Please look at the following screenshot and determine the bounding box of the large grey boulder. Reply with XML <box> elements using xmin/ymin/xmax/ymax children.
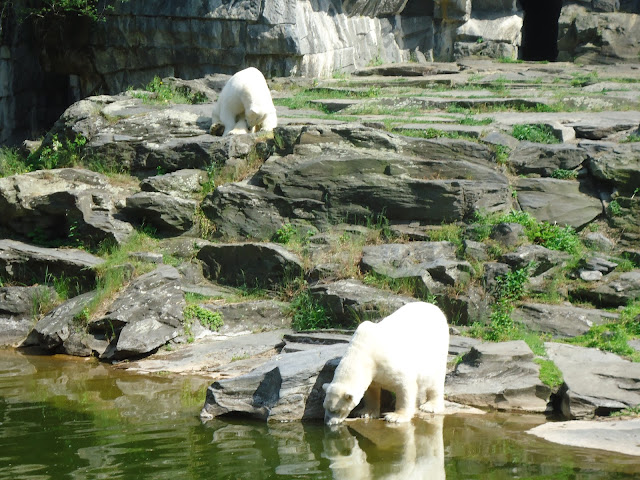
<box><xmin>445</xmin><ymin>340</ymin><xmax>551</xmax><ymax>413</ymax></box>
<box><xmin>140</xmin><ymin>169</ymin><xmax>208</xmax><ymax>196</ymax></box>
<box><xmin>0</xmin><ymin>240</ymin><xmax>104</xmax><ymax>292</ymax></box>
<box><xmin>528</xmin><ymin>418</ymin><xmax>640</xmax><ymax>457</ymax></box>
<box><xmin>571</xmin><ymin>270</ymin><xmax>640</xmax><ymax>308</ymax></box>
<box><xmin>47</xmin><ymin>95</ymin><xmax>259</xmax><ymax>174</ymax></box>
<box><xmin>201</xmin><ymin>182</ymin><xmax>328</xmax><ymax>240</ymax></box>
<box><xmin>124</xmin><ymin>192</ymin><xmax>197</xmax><ymax>234</ymax></box>
<box><xmin>123</xmin><ymin>329</ymin><xmax>290</xmax><ymax>377</ymax></box>
<box><xmin>203</xmin><ymin>125</ymin><xmax>512</xmax><ymax>240</ymax></box>
<box><xmin>92</xmin><ymin>265</ymin><xmax>186</xmax><ymax>360</ymax></box>
<box><xmin>559</xmin><ymin>5</ymin><xmax>640</xmax><ymax>64</ymax></box>
<box><xmin>0</xmin><ymin>286</ymin><xmax>57</xmax><ymax>346</ymax></box>
<box><xmin>20</xmin><ymin>292</ymin><xmax>99</xmax><ymax>353</ymax></box>
<box><xmin>359</xmin><ymin>241</ymin><xmax>473</xmax><ymax>295</ymax></box>
<box><xmin>201</xmin><ymin>299</ymin><xmax>290</xmax><ymax>335</ymax></box>
<box><xmin>200</xmin><ymin>343</ymin><xmax>348</xmax><ymax>422</ymax></box>
<box><xmin>514</xmin><ymin>177</ymin><xmax>603</xmax><ymax>229</ymax></box>
<box><xmin>0</xmin><ymin>169</ymin><xmax>134</xmax><ymax>247</ymax></box>
<box><xmin>545</xmin><ymin>342</ymin><xmax>640</xmax><ymax>419</ymax></box>
<box><xmin>509</xmin><ymin>142</ymin><xmax>589</xmax><ymax>177</ymax></box>
<box><xmin>309</xmin><ymin>279</ymin><xmax>415</xmax><ymax>326</ymax></box>
<box><xmin>454</xmin><ymin>14</ymin><xmax>522</xmax><ymax>60</ymax></box>
<box><xmin>500</xmin><ymin>245</ymin><xmax>571</xmax><ymax>276</ymax></box>
<box><xmin>512</xmin><ymin>303</ymin><xmax>618</xmax><ymax>338</ymax></box>
<box><xmin>197</xmin><ymin>242</ymin><xmax>304</xmax><ymax>288</ymax></box>
<box><xmin>583</xmin><ymin>140</ymin><xmax>640</xmax><ymax>196</ymax></box>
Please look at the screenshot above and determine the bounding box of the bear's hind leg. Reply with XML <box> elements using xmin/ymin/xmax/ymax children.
<box><xmin>384</xmin><ymin>381</ymin><xmax>417</xmax><ymax>423</ymax></box>
<box><xmin>219</xmin><ymin>109</ymin><xmax>239</xmax><ymax>137</ymax></box>
<box><xmin>418</xmin><ymin>385</ymin><xmax>445</xmax><ymax>414</ymax></box>
<box><xmin>358</xmin><ymin>385</ymin><xmax>381</xmax><ymax>419</ymax></box>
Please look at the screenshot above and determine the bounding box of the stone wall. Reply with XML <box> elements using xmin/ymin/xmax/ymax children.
<box><xmin>1</xmin><ymin>0</ymin><xmax>639</xmax><ymax>145</ymax></box>
<box><xmin>0</xmin><ymin>5</ymin><xmax>75</xmax><ymax>145</ymax></box>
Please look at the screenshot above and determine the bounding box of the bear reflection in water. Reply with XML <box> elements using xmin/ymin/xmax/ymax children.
<box><xmin>323</xmin><ymin>416</ymin><xmax>445</xmax><ymax>480</ymax></box>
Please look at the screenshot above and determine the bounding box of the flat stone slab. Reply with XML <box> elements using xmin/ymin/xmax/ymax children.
<box><xmin>393</xmin><ymin>123</ymin><xmax>488</xmax><ymax>138</ymax></box>
<box><xmin>528</xmin><ymin>418</ymin><xmax>640</xmax><ymax>457</ymax></box>
<box><xmin>122</xmin><ymin>329</ymin><xmax>291</xmax><ymax>377</ymax></box>
<box><xmin>446</xmin><ymin>340</ymin><xmax>551</xmax><ymax>413</ymax></box>
<box><xmin>512</xmin><ymin>303</ymin><xmax>618</xmax><ymax>338</ymax></box>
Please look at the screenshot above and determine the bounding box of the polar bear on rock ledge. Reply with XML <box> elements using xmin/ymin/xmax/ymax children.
<box><xmin>323</xmin><ymin>302</ymin><xmax>450</xmax><ymax>425</ymax></box>
<box><xmin>210</xmin><ymin>67</ymin><xmax>278</xmax><ymax>137</ymax></box>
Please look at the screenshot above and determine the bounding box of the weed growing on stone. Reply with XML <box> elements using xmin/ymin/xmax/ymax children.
<box><xmin>194</xmin><ymin>206</ymin><xmax>216</xmax><ymax>240</ymax></box>
<box><xmin>71</xmin><ymin>307</ymin><xmax>91</xmax><ymax>331</ymax></box>
<box><xmin>184</xmin><ymin>304</ymin><xmax>223</xmax><ymax>331</ymax></box>
<box><xmin>511</xmin><ymin>124</ymin><xmax>560</xmax><ymax>144</ymax></box>
<box><xmin>273</xmin><ymin>86</ymin><xmax>379</xmax><ymax>114</ymax></box>
<box><xmin>471</xmin><ymin>210</ymin><xmax>582</xmax><ymax>255</ymax></box>
<box><xmin>621</xmin><ymin>134</ymin><xmax>640</xmax><ymax>143</ymax></box>
<box><xmin>570</xmin><ymin>71</ymin><xmax>598</xmax><ymax>87</ymax></box>
<box><xmin>206</xmin><ymin>140</ymin><xmax>270</xmax><ymax>188</ymax></box>
<box><xmin>611</xmin><ymin>405</ymin><xmax>640</xmax><ymax>417</ymax></box>
<box><xmin>490</xmin><ymin>145</ymin><xmax>511</xmax><ymax>165</ymax></box>
<box><xmin>565</xmin><ymin>322</ymin><xmax>640</xmax><ymax>362</ymax></box>
<box><xmin>130</xmin><ymin>76</ymin><xmax>207</xmax><ymax>105</ymax></box>
<box><xmin>288</xmin><ymin>286</ymin><xmax>334</xmax><ymax>331</ymax></box>
<box><xmin>0</xmin><ymin>147</ymin><xmax>30</xmax><ymax>177</ymax></box>
<box><xmin>43</xmin><ymin>270</ymin><xmax>80</xmax><ymax>302</ymax></box>
<box><xmin>273</xmin><ymin>223</ymin><xmax>299</xmax><ymax>244</ymax></box>
<box><xmin>497</xmin><ymin>57</ymin><xmax>523</xmax><ymax>64</ymax></box>
<box><xmin>551</xmin><ymin>169</ymin><xmax>578</xmax><ymax>180</ymax></box>
<box><xmin>425</xmin><ymin>224</ymin><xmax>464</xmax><ymax>248</ymax></box>
<box><xmin>30</xmin><ymin>286</ymin><xmax>58</xmax><ymax>320</ymax></box>
<box><xmin>471</xmin><ymin>262</ymin><xmax>534</xmax><ymax>342</ymax></box>
<box><xmin>458</xmin><ymin>116</ymin><xmax>493</xmax><ymax>126</ymax></box>
<box><xmin>607</xmin><ymin>199</ymin><xmax>623</xmax><ymax>217</ymax></box>
<box><xmin>398</xmin><ymin>128</ymin><xmax>477</xmax><ymax>142</ymax></box>
<box><xmin>362</xmin><ymin>271</ymin><xmax>434</xmax><ymax>301</ymax></box>
<box><xmin>28</xmin><ymin>134</ymin><xmax>87</xmax><ymax>170</ymax></box>
<box><xmin>534</xmin><ymin>358</ymin><xmax>564</xmax><ymax>388</ymax></box>
<box><xmin>23</xmin><ymin>0</ymin><xmax>128</xmax><ymax>22</ymax></box>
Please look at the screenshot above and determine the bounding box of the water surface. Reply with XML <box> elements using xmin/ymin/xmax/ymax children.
<box><xmin>1</xmin><ymin>349</ymin><xmax>638</xmax><ymax>479</ymax></box>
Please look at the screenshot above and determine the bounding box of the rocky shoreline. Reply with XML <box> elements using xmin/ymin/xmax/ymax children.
<box><xmin>1</xmin><ymin>60</ymin><xmax>639</xmax><ymax>454</ymax></box>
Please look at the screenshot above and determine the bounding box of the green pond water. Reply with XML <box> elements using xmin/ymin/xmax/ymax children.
<box><xmin>1</xmin><ymin>349</ymin><xmax>638</xmax><ymax>480</ymax></box>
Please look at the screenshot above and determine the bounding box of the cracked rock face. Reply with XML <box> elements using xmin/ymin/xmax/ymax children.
<box><xmin>445</xmin><ymin>341</ymin><xmax>552</xmax><ymax>413</ymax></box>
<box><xmin>0</xmin><ymin>168</ymin><xmax>134</xmax><ymax>247</ymax></box>
<box><xmin>545</xmin><ymin>342</ymin><xmax>640</xmax><ymax>419</ymax></box>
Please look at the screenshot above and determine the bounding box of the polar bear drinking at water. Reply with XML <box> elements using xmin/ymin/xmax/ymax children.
<box><xmin>323</xmin><ymin>302</ymin><xmax>450</xmax><ymax>424</ymax></box>
<box><xmin>210</xmin><ymin>67</ymin><xmax>278</xmax><ymax>136</ymax></box>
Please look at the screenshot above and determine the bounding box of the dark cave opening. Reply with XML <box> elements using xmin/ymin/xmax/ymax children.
<box><xmin>519</xmin><ymin>0</ymin><xmax>563</xmax><ymax>61</ymax></box>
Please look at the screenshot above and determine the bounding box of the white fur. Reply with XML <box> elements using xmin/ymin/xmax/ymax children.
<box><xmin>210</xmin><ymin>67</ymin><xmax>278</xmax><ymax>137</ymax></box>
<box><xmin>323</xmin><ymin>302</ymin><xmax>450</xmax><ymax>424</ymax></box>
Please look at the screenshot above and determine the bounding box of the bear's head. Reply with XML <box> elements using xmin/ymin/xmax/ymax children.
<box><xmin>322</xmin><ymin>383</ymin><xmax>358</xmax><ymax>426</ymax></box>
<box><xmin>246</xmin><ymin>108</ymin><xmax>277</xmax><ymax>133</ymax></box>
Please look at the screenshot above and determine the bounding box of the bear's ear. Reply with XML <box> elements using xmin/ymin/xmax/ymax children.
<box><xmin>322</xmin><ymin>383</ymin><xmax>329</xmax><ymax>392</ymax></box>
<box><xmin>344</xmin><ymin>392</ymin><xmax>353</xmax><ymax>402</ymax></box>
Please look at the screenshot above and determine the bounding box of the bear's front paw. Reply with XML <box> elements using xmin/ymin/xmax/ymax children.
<box><xmin>210</xmin><ymin>123</ymin><xmax>225</xmax><ymax>136</ymax></box>
<box><xmin>383</xmin><ymin>412</ymin><xmax>411</xmax><ymax>423</ymax></box>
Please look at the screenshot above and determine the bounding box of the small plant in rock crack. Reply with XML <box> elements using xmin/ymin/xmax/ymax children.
<box><xmin>607</xmin><ymin>199</ymin><xmax>623</xmax><ymax>217</ymax></box>
<box><xmin>511</xmin><ymin>124</ymin><xmax>559</xmax><ymax>144</ymax></box>
<box><xmin>551</xmin><ymin>169</ymin><xmax>578</xmax><ymax>180</ymax></box>
<box><xmin>184</xmin><ymin>304</ymin><xmax>223</xmax><ymax>331</ymax></box>
<box><xmin>471</xmin><ymin>262</ymin><xmax>536</xmax><ymax>342</ymax></box>
<box><xmin>72</xmin><ymin>307</ymin><xmax>91</xmax><ymax>331</ymax></box>
<box><xmin>288</xmin><ymin>287</ymin><xmax>334</xmax><ymax>331</ymax></box>
<box><xmin>28</xmin><ymin>134</ymin><xmax>87</xmax><ymax>171</ymax></box>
